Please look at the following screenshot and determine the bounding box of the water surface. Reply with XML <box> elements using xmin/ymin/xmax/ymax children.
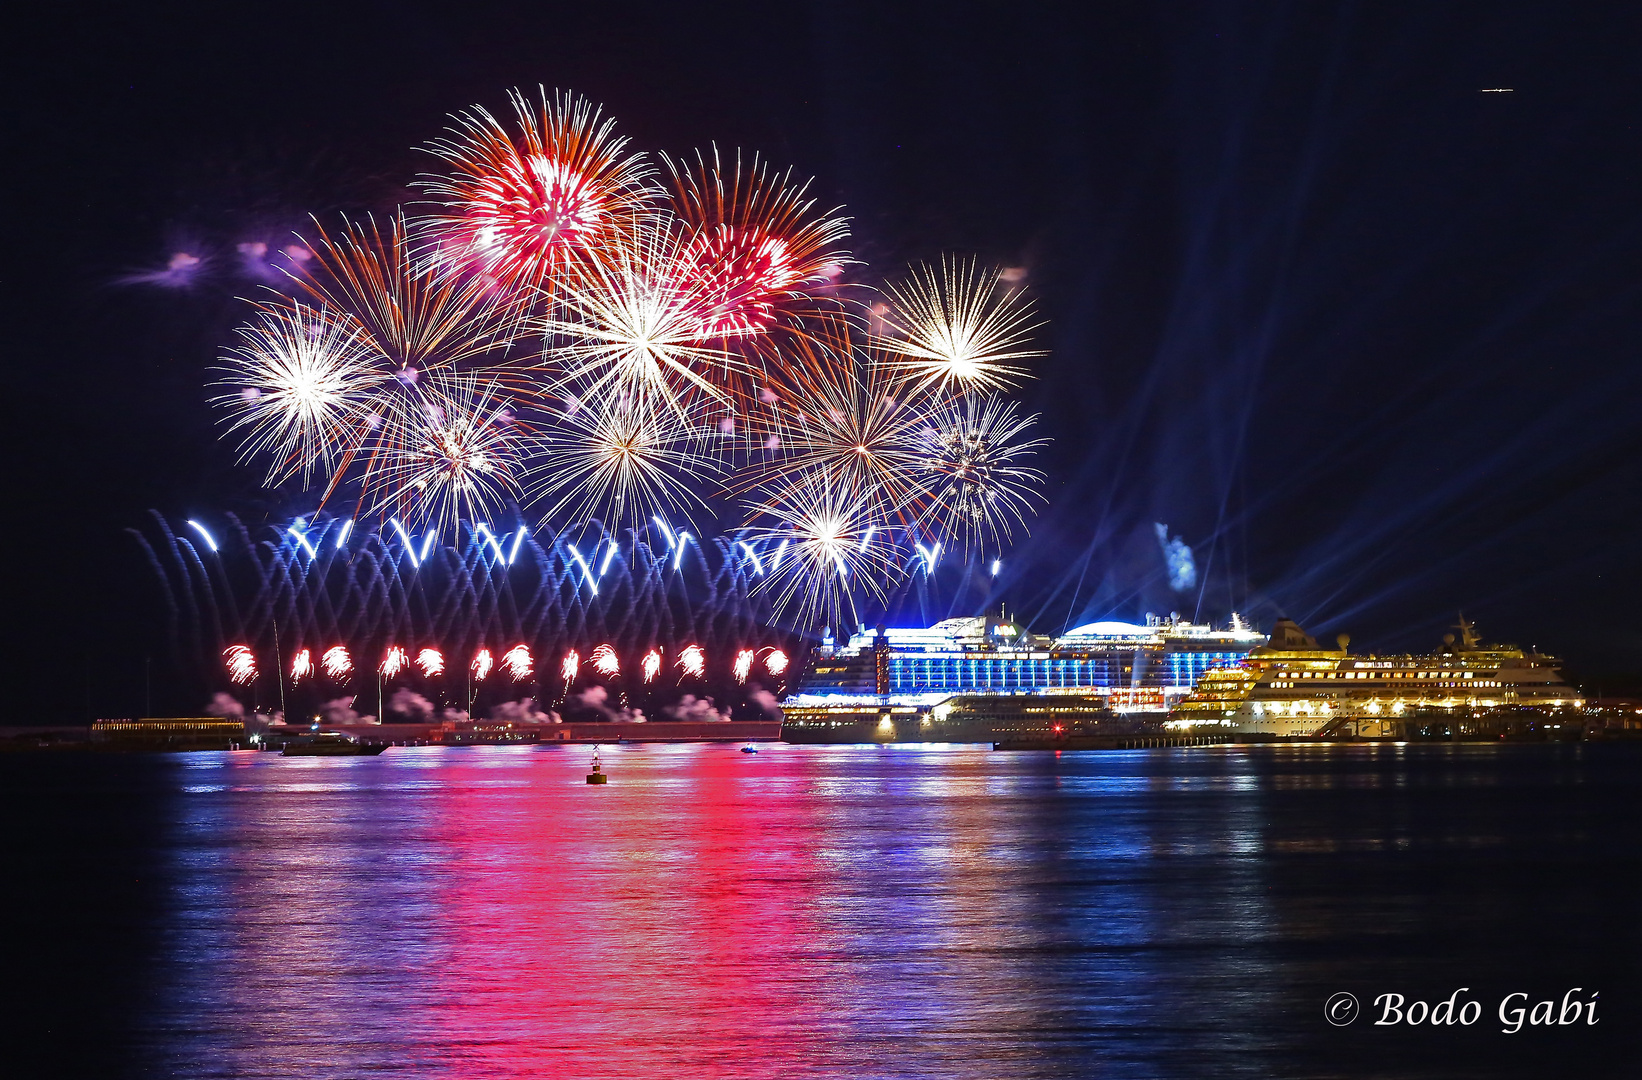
<box><xmin>5</xmin><ymin>742</ymin><xmax>1637</xmax><ymax>1077</ymax></box>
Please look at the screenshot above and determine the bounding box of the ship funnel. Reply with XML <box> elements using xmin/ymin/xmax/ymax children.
<box><xmin>1336</xmin><ymin>633</ymin><xmax>1351</xmax><ymax>653</ymax></box>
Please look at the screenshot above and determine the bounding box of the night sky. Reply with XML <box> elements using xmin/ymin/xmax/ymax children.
<box><xmin>6</xmin><ymin>2</ymin><xmax>1641</xmax><ymax>720</ymax></box>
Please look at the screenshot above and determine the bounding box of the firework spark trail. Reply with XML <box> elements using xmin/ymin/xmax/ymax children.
<box><xmin>559</xmin><ymin>648</ymin><xmax>580</xmax><ymax>685</ymax></box>
<box><xmin>677</xmin><ymin>644</ymin><xmax>705</xmax><ymax>679</ymax></box>
<box><xmin>641</xmin><ymin>648</ymin><xmax>662</xmax><ymax>683</ymax></box>
<box><xmin>763</xmin><ymin>648</ymin><xmax>789</xmax><ymax>675</ymax></box>
<box><xmin>224</xmin><ymin>644</ymin><xmax>257</xmax><ymax>684</ymax></box>
<box><xmin>295</xmin><ymin>213</ymin><xmax>513</xmax><ymax>379</ymax></box>
<box><xmin>416</xmin><ymin>87</ymin><xmax>655</xmax><ymax>297</ymax></box>
<box><xmin>745</xmin><ymin>358</ymin><xmax>935</xmax><ymax>527</ymax></box>
<box><xmin>733</xmin><ymin>648</ymin><xmax>754</xmax><ymax>683</ymax></box>
<box><xmin>321</xmin><ymin>645</ymin><xmax>353</xmax><ymax>679</ymax></box>
<box><xmin>381</xmin><ymin>645</ymin><xmax>410</xmax><ymax>677</ymax></box>
<box><xmin>875</xmin><ymin>257</ymin><xmax>1044</xmax><ymax>394</ymax></box>
<box><xmin>502</xmin><ymin>644</ymin><xmax>534</xmax><ymax>680</ymax></box>
<box><xmin>472</xmin><ymin>647</ymin><xmax>494</xmax><ymax>680</ymax></box>
<box><xmin>290</xmin><ymin>648</ymin><xmax>314</xmax><ymax>683</ymax></box>
<box><xmin>416</xmin><ymin>647</ymin><xmax>446</xmax><ymax>677</ymax></box>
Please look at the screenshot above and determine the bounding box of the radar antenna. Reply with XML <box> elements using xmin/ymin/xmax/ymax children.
<box><xmin>1453</xmin><ymin>613</ymin><xmax>1481</xmax><ymax>650</ymax></box>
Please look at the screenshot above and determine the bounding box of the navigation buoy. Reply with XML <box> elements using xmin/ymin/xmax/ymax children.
<box><xmin>587</xmin><ymin>746</ymin><xmax>608</xmax><ymax>784</ymax></box>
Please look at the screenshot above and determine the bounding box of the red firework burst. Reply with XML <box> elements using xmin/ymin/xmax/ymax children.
<box><xmin>418</xmin><ymin>88</ymin><xmax>655</xmax><ymax>295</ymax></box>
<box><xmin>666</xmin><ymin>148</ymin><xmax>849</xmax><ymax>338</ymax></box>
<box><xmin>664</xmin><ymin>148</ymin><xmax>853</xmax><ymax>416</ymax></box>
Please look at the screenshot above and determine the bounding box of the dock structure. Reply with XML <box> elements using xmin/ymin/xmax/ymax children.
<box><xmin>993</xmin><ymin>733</ymin><xmax>1236</xmax><ymax>751</ymax></box>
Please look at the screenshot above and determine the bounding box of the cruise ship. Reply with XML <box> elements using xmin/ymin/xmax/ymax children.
<box><xmin>1168</xmin><ymin>617</ymin><xmax>1583</xmax><ymax>738</ymax></box>
<box><xmin>781</xmin><ymin>612</ymin><xmax>1266</xmax><ymax>742</ymax></box>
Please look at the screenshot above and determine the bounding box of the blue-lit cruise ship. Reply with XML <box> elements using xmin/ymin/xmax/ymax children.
<box><xmin>781</xmin><ymin>613</ymin><xmax>1267</xmax><ymax>743</ymax></box>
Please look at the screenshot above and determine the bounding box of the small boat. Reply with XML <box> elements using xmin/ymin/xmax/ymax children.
<box><xmin>740</xmin><ymin>745</ymin><xmax>759</xmax><ymax>754</ymax></box>
<box><xmin>282</xmin><ymin>731</ymin><xmax>388</xmax><ymax>757</ymax></box>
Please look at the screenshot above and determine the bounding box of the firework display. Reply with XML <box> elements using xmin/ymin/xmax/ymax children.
<box><xmin>147</xmin><ymin>512</ymin><xmax>809</xmax><ymax>718</ymax></box>
<box><xmin>206</xmin><ymin>87</ymin><xmax>1049</xmax><ymax>633</ymax></box>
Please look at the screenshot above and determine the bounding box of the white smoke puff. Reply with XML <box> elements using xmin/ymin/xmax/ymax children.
<box><xmin>573</xmin><ymin>686</ymin><xmax>646</xmax><ymax>722</ymax></box>
<box><xmin>236</xmin><ymin>240</ymin><xmax>281</xmax><ymax>282</ymax></box>
<box><xmin>204</xmin><ymin>692</ymin><xmax>245</xmax><ymax>719</ymax></box>
<box><xmin>438</xmin><ymin>707</ymin><xmax>470</xmax><ymax>724</ymax></box>
<box><xmin>664</xmin><ymin>694</ymin><xmax>732</xmax><ymax>722</ymax></box>
<box><xmin>118</xmin><ymin>251</ymin><xmax>206</xmax><ymax>288</ymax></box>
<box><xmin>319</xmin><ymin>696</ymin><xmax>362</xmax><ymax>726</ymax></box>
<box><xmin>1153</xmin><ymin>523</ymin><xmax>1197</xmax><ymax>592</ymax></box>
<box><xmin>487</xmin><ymin>698</ymin><xmax>561</xmax><ymax>724</ymax></box>
<box><xmin>387</xmin><ymin>688</ymin><xmax>436</xmax><ymax>723</ymax></box>
<box><xmin>749</xmin><ymin>690</ymin><xmax>783</xmax><ymax>720</ymax></box>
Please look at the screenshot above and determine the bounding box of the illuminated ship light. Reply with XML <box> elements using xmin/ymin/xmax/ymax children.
<box><xmin>1168</xmin><ymin>618</ymin><xmax>1583</xmax><ymax>737</ymax></box>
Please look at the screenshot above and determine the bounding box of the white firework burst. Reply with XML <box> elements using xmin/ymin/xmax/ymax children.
<box><xmin>906</xmin><ymin>392</ymin><xmax>1048</xmax><ymax>551</ymax></box>
<box><xmin>213</xmin><ymin>302</ymin><xmax>383</xmax><ymax>486</ymax></box>
<box><xmin>537</xmin><ymin>220</ymin><xmax>740</xmax><ymax>413</ymax></box>
<box><xmin>370</xmin><ymin>374</ymin><xmax>526</xmax><ymax>536</ymax></box>
<box><xmin>525</xmin><ymin>387</ymin><xmax>720</xmax><ymax>531</ymax></box>
<box><xmin>744</xmin><ymin>473</ymin><xmax>902</xmax><ymax>631</ymax></box>
<box><xmin>875</xmin><ymin>257</ymin><xmax>1043</xmax><ymax>393</ymax></box>
<box><xmin>749</xmin><ymin>360</ymin><xmax>934</xmax><ymax>525</ymax></box>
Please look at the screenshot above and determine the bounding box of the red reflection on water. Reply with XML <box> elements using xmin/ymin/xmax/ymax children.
<box><xmin>423</xmin><ymin>745</ymin><xmax>838</xmax><ymax>1077</ymax></box>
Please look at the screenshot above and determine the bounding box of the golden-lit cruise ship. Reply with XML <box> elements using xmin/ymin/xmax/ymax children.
<box><xmin>1169</xmin><ymin>617</ymin><xmax>1582</xmax><ymax>738</ymax></box>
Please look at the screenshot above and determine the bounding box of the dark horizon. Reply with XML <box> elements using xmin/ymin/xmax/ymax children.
<box><xmin>7</xmin><ymin>2</ymin><xmax>1642</xmax><ymax>720</ymax></box>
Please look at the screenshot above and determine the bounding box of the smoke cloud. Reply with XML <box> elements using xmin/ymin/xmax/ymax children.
<box><xmin>573</xmin><ymin>685</ymin><xmax>646</xmax><ymax>722</ymax></box>
<box><xmin>664</xmin><ymin>694</ymin><xmax>731</xmax><ymax>722</ymax></box>
<box><xmin>487</xmin><ymin>698</ymin><xmax>561</xmax><ymax>725</ymax></box>
<box><xmin>319</xmin><ymin>696</ymin><xmax>376</xmax><ymax>726</ymax></box>
<box><xmin>387</xmin><ymin>688</ymin><xmax>436</xmax><ymax>723</ymax></box>
<box><xmin>749</xmin><ymin>689</ymin><xmax>783</xmax><ymax>720</ymax></box>
<box><xmin>1153</xmin><ymin>523</ymin><xmax>1197</xmax><ymax>592</ymax></box>
<box><xmin>204</xmin><ymin>692</ymin><xmax>245</xmax><ymax>719</ymax></box>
